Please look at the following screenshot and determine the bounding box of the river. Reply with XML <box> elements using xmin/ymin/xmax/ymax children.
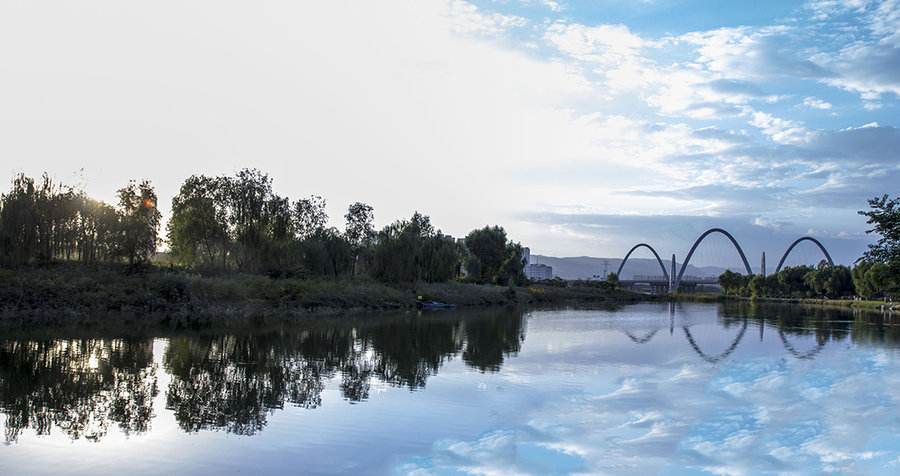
<box><xmin>1</xmin><ymin>302</ymin><xmax>899</xmax><ymax>475</ymax></box>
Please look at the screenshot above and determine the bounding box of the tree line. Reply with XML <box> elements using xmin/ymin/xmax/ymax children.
<box><xmin>0</xmin><ymin>170</ymin><xmax>525</xmax><ymax>285</ymax></box>
<box><xmin>0</xmin><ymin>173</ymin><xmax>160</xmax><ymax>267</ymax></box>
<box><xmin>716</xmin><ymin>193</ymin><xmax>900</xmax><ymax>300</ymax></box>
<box><xmin>717</xmin><ymin>264</ymin><xmax>854</xmax><ymax>299</ymax></box>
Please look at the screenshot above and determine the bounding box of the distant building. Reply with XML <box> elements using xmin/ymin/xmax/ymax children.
<box><xmin>525</xmin><ymin>263</ymin><xmax>553</xmax><ymax>281</ymax></box>
<box><xmin>522</xmin><ymin>247</ymin><xmax>553</xmax><ymax>281</ymax></box>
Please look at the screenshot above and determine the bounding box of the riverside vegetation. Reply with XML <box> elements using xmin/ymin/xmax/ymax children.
<box><xmin>0</xmin><ymin>170</ymin><xmax>634</xmax><ymax>324</ymax></box>
<box><xmin>711</xmin><ymin>194</ymin><xmax>900</xmax><ymax>304</ymax></box>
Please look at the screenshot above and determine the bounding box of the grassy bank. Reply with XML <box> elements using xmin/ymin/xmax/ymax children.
<box><xmin>674</xmin><ymin>292</ymin><xmax>898</xmax><ymax>313</ymax></box>
<box><xmin>0</xmin><ymin>264</ymin><xmax>652</xmax><ymax>325</ymax></box>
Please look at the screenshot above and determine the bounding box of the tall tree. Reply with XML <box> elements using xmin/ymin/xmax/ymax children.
<box><xmin>116</xmin><ymin>180</ymin><xmax>161</xmax><ymax>265</ymax></box>
<box><xmin>345</xmin><ymin>202</ymin><xmax>375</xmax><ymax>275</ymax></box>
<box><xmin>463</xmin><ymin>226</ymin><xmax>525</xmax><ymax>285</ymax></box>
<box><xmin>293</xmin><ymin>195</ymin><xmax>328</xmax><ymax>240</ymax></box>
<box><xmin>860</xmin><ymin>194</ymin><xmax>900</xmax><ymax>270</ymax></box>
<box><xmin>168</xmin><ymin>175</ymin><xmax>230</xmax><ymax>269</ymax></box>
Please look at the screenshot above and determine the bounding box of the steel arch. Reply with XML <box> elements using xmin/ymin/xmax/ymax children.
<box><xmin>774</xmin><ymin>236</ymin><xmax>834</xmax><ymax>273</ymax></box>
<box><xmin>616</xmin><ymin>243</ymin><xmax>669</xmax><ymax>282</ymax></box>
<box><xmin>676</xmin><ymin>228</ymin><xmax>753</xmax><ymax>288</ymax></box>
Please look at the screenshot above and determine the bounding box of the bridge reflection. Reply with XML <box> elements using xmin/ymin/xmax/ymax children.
<box><xmin>618</xmin><ymin>302</ymin><xmax>851</xmax><ymax>363</ymax></box>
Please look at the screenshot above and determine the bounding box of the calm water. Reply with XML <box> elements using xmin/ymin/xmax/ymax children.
<box><xmin>2</xmin><ymin>303</ymin><xmax>900</xmax><ymax>475</ymax></box>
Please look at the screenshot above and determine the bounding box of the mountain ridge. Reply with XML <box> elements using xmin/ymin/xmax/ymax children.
<box><xmin>531</xmin><ymin>255</ymin><xmax>729</xmax><ymax>280</ymax></box>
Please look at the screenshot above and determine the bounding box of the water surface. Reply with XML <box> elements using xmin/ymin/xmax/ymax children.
<box><xmin>2</xmin><ymin>303</ymin><xmax>899</xmax><ymax>475</ymax></box>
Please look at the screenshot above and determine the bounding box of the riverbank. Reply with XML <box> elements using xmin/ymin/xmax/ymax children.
<box><xmin>675</xmin><ymin>292</ymin><xmax>898</xmax><ymax>313</ymax></box>
<box><xmin>0</xmin><ymin>265</ymin><xmax>654</xmax><ymax>326</ymax></box>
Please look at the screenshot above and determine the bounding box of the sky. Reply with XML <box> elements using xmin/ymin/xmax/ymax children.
<box><xmin>1</xmin><ymin>0</ymin><xmax>898</xmax><ymax>267</ymax></box>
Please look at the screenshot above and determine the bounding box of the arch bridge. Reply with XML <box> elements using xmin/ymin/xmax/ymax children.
<box><xmin>616</xmin><ymin>229</ymin><xmax>835</xmax><ymax>293</ymax></box>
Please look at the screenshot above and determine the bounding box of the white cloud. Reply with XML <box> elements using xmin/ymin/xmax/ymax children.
<box><xmin>446</xmin><ymin>0</ymin><xmax>528</xmax><ymax>36</ymax></box>
<box><xmin>749</xmin><ymin>111</ymin><xmax>814</xmax><ymax>144</ymax></box>
<box><xmin>544</xmin><ymin>22</ymin><xmax>646</xmax><ymax>66</ymax></box>
<box><xmin>803</xmin><ymin>96</ymin><xmax>833</xmax><ymax>109</ymax></box>
<box><xmin>539</xmin><ymin>0</ymin><xmax>563</xmax><ymax>12</ymax></box>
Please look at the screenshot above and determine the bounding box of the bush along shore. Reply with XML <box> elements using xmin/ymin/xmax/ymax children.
<box><xmin>0</xmin><ymin>264</ymin><xmax>654</xmax><ymax>326</ymax></box>
<box><xmin>675</xmin><ymin>292</ymin><xmax>900</xmax><ymax>315</ymax></box>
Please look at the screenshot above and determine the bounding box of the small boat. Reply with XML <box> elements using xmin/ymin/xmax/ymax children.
<box><xmin>416</xmin><ymin>300</ymin><xmax>456</xmax><ymax>310</ymax></box>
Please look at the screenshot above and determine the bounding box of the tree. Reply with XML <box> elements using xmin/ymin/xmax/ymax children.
<box><xmin>168</xmin><ymin>175</ymin><xmax>230</xmax><ymax>269</ymax></box>
<box><xmin>293</xmin><ymin>195</ymin><xmax>328</xmax><ymax>240</ymax></box>
<box><xmin>345</xmin><ymin>202</ymin><xmax>375</xmax><ymax>275</ymax></box>
<box><xmin>852</xmin><ymin>260</ymin><xmax>894</xmax><ymax>299</ymax></box>
<box><xmin>860</xmin><ymin>194</ymin><xmax>900</xmax><ymax>271</ymax></box>
<box><xmin>497</xmin><ymin>242</ymin><xmax>526</xmax><ymax>286</ymax></box>
<box><xmin>606</xmin><ymin>272</ymin><xmax>619</xmax><ymax>287</ymax></box>
<box><xmin>224</xmin><ymin>169</ymin><xmax>273</xmax><ymax>271</ymax></box>
<box><xmin>776</xmin><ymin>265</ymin><xmax>814</xmax><ymax>297</ymax></box>
<box><xmin>803</xmin><ymin>263</ymin><xmax>854</xmax><ymax>298</ymax></box>
<box><xmin>372</xmin><ymin>212</ymin><xmax>460</xmax><ymax>283</ymax></box>
<box><xmin>718</xmin><ymin>270</ymin><xmax>750</xmax><ymax>296</ymax></box>
<box><xmin>344</xmin><ymin>202</ymin><xmax>375</xmax><ymax>247</ymax></box>
<box><xmin>116</xmin><ymin>180</ymin><xmax>161</xmax><ymax>265</ymax></box>
<box><xmin>464</xmin><ymin>226</ymin><xmax>509</xmax><ymax>284</ymax></box>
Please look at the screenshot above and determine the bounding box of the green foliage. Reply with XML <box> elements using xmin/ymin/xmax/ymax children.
<box><xmin>167</xmin><ymin>169</ymin><xmax>352</xmax><ymax>277</ymax></box>
<box><xmin>464</xmin><ymin>226</ymin><xmax>525</xmax><ymax>285</ymax></box>
<box><xmin>718</xmin><ymin>263</ymin><xmax>854</xmax><ymax>299</ymax></box>
<box><xmin>852</xmin><ymin>260</ymin><xmax>895</xmax><ymax>299</ymax></box>
<box><xmin>2</xmin><ymin>169</ymin><xmax>528</xmax><ymax>290</ymax></box>
<box><xmin>116</xmin><ymin>180</ymin><xmax>161</xmax><ymax>265</ymax></box>
<box><xmin>371</xmin><ymin>212</ymin><xmax>460</xmax><ymax>283</ymax></box>
<box><xmin>606</xmin><ymin>272</ymin><xmax>619</xmax><ymax>287</ymax></box>
<box><xmin>345</xmin><ymin>202</ymin><xmax>375</xmax><ymax>275</ymax></box>
<box><xmin>293</xmin><ymin>195</ymin><xmax>328</xmax><ymax>240</ymax></box>
<box><xmin>344</xmin><ymin>202</ymin><xmax>375</xmax><ymax>248</ymax></box>
<box><xmin>464</xmin><ymin>226</ymin><xmax>507</xmax><ymax>282</ymax></box>
<box><xmin>859</xmin><ymin>194</ymin><xmax>900</xmax><ymax>272</ymax></box>
<box><xmin>718</xmin><ymin>269</ymin><xmax>751</xmax><ymax>296</ymax></box>
<box><xmin>0</xmin><ymin>173</ymin><xmax>158</xmax><ymax>267</ymax></box>
<box><xmin>167</xmin><ymin>175</ymin><xmax>230</xmax><ymax>269</ymax></box>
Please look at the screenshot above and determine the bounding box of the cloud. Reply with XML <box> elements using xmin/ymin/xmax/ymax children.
<box><xmin>749</xmin><ymin>111</ymin><xmax>814</xmax><ymax>144</ymax></box>
<box><xmin>808</xmin><ymin>0</ymin><xmax>900</xmax><ymax>100</ymax></box>
<box><xmin>447</xmin><ymin>0</ymin><xmax>528</xmax><ymax>36</ymax></box>
<box><xmin>1</xmin><ymin>0</ymin><xmax>897</xmax><ymax>260</ymax></box>
<box><xmin>675</xmin><ymin>26</ymin><xmax>832</xmax><ymax>80</ymax></box>
<box><xmin>803</xmin><ymin>96</ymin><xmax>834</xmax><ymax>109</ymax></box>
<box><xmin>544</xmin><ymin>22</ymin><xmax>646</xmax><ymax>65</ymax></box>
<box><xmin>394</xmin><ymin>312</ymin><xmax>900</xmax><ymax>475</ymax></box>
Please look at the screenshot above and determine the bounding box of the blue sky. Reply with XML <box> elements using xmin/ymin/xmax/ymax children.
<box><xmin>1</xmin><ymin>0</ymin><xmax>898</xmax><ymax>266</ymax></box>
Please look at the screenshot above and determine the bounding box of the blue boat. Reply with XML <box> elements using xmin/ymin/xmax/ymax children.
<box><xmin>416</xmin><ymin>300</ymin><xmax>456</xmax><ymax>310</ymax></box>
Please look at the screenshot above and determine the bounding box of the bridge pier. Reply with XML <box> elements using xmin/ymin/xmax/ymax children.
<box><xmin>670</xmin><ymin>254</ymin><xmax>676</xmax><ymax>294</ymax></box>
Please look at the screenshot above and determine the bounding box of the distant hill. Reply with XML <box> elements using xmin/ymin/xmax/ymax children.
<box><xmin>530</xmin><ymin>255</ymin><xmax>728</xmax><ymax>280</ymax></box>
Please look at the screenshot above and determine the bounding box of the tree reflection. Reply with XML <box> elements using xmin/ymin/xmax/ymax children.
<box><xmin>162</xmin><ymin>309</ymin><xmax>526</xmax><ymax>435</ymax></box>
<box><xmin>462</xmin><ymin>309</ymin><xmax>525</xmax><ymax>372</ymax></box>
<box><xmin>0</xmin><ymin>338</ymin><xmax>157</xmax><ymax>443</ymax></box>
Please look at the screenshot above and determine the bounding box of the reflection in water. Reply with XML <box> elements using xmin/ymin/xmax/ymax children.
<box><xmin>160</xmin><ymin>309</ymin><xmax>525</xmax><ymax>435</ymax></box>
<box><xmin>0</xmin><ymin>309</ymin><xmax>527</xmax><ymax>441</ymax></box>
<box><xmin>623</xmin><ymin>329</ymin><xmax>659</xmax><ymax>344</ymax></box>
<box><xmin>618</xmin><ymin>302</ymin><xmax>873</xmax><ymax>364</ymax></box>
<box><xmin>0</xmin><ymin>339</ymin><xmax>157</xmax><ymax>443</ymax></box>
<box><xmin>0</xmin><ymin>303</ymin><xmax>897</xmax><ymax>447</ymax></box>
<box><xmin>682</xmin><ymin>319</ymin><xmax>749</xmax><ymax>363</ymax></box>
